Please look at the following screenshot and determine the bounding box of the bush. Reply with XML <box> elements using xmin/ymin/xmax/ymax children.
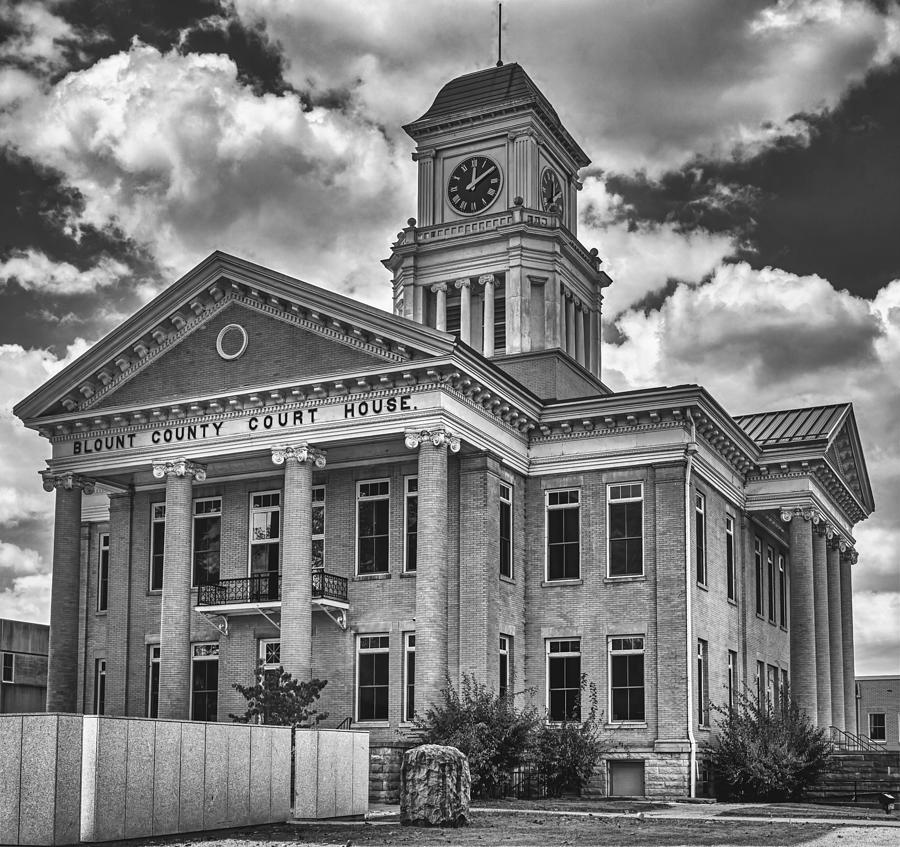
<box><xmin>230</xmin><ymin>660</ymin><xmax>328</xmax><ymax>727</ymax></box>
<box><xmin>415</xmin><ymin>674</ymin><xmax>539</xmax><ymax>797</ymax></box>
<box><xmin>531</xmin><ymin>676</ymin><xmax>612</xmax><ymax>795</ymax></box>
<box><xmin>705</xmin><ymin>686</ymin><xmax>833</xmax><ymax>801</ymax></box>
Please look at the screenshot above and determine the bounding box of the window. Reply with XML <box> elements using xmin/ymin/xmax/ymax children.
<box><xmin>312</xmin><ymin>486</ymin><xmax>325</xmax><ymax>569</ymax></box>
<box><xmin>191</xmin><ymin>643</ymin><xmax>219</xmax><ymax>722</ymax></box>
<box><xmin>97</xmin><ymin>533</ymin><xmax>110</xmax><ymax>612</ymax></box>
<box><xmin>778</xmin><ymin>554</ymin><xmax>788</xmax><ymax>628</ymax></box>
<box><xmin>546</xmin><ymin>490</ymin><xmax>580</xmax><ymax>580</ymax></box>
<box><xmin>725</xmin><ymin>515</ymin><xmax>736</xmax><ymax>601</ymax></box>
<box><xmin>1</xmin><ymin>652</ymin><xmax>13</xmax><ymax>683</ymax></box>
<box><xmin>249</xmin><ymin>491</ymin><xmax>280</xmax><ymax>575</ymax></box>
<box><xmin>869</xmin><ymin>713</ymin><xmax>886</xmax><ymax>742</ymax></box>
<box><xmin>259</xmin><ymin>639</ymin><xmax>281</xmax><ymax>687</ymax></box>
<box><xmin>403</xmin><ymin>633</ymin><xmax>415</xmax><ymax>722</ymax></box>
<box><xmin>697</xmin><ymin>639</ymin><xmax>709</xmax><ymax>726</ymax></box>
<box><xmin>94</xmin><ymin>659</ymin><xmax>106</xmax><ymax>715</ymax></box>
<box><xmin>357</xmin><ymin>634</ymin><xmax>389</xmax><ymax>721</ymax></box>
<box><xmin>756</xmin><ymin>660</ymin><xmax>765</xmax><ymax>705</ymax></box>
<box><xmin>781</xmin><ymin>668</ymin><xmax>789</xmax><ymax>699</ymax></box>
<box><xmin>147</xmin><ymin>645</ymin><xmax>160</xmax><ymax>718</ymax></box>
<box><xmin>695</xmin><ymin>492</ymin><xmax>706</xmax><ymax>585</ymax></box>
<box><xmin>499</xmin><ymin>635</ymin><xmax>510</xmax><ymax>699</ymax></box>
<box><xmin>150</xmin><ymin>504</ymin><xmax>166</xmax><ymax>591</ymax></box>
<box><xmin>767</xmin><ymin>547</ymin><xmax>776</xmax><ymax>623</ymax></box>
<box><xmin>727</xmin><ymin>650</ymin><xmax>737</xmax><ymax>711</ymax></box>
<box><xmin>547</xmin><ymin>639</ymin><xmax>581</xmax><ymax>722</ymax></box>
<box><xmin>499</xmin><ymin>483</ymin><xmax>512</xmax><ymax>578</ymax></box>
<box><xmin>754</xmin><ymin>538</ymin><xmax>764</xmax><ymax>616</ymax></box>
<box><xmin>766</xmin><ymin>664</ymin><xmax>778</xmax><ymax>709</ymax></box>
<box><xmin>608</xmin><ymin>483</ymin><xmax>643</xmax><ymax>577</ymax></box>
<box><xmin>609</xmin><ymin>636</ymin><xmax>645</xmax><ymax>723</ymax></box>
<box><xmin>404</xmin><ymin>477</ymin><xmax>418</xmax><ymax>572</ymax></box>
<box><xmin>357</xmin><ymin>481</ymin><xmax>390</xmax><ymax>574</ymax></box>
<box><xmin>193</xmin><ymin>498</ymin><xmax>221</xmax><ymax>586</ymax></box>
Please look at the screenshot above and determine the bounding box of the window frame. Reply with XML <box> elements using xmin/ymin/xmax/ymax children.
<box><xmin>403</xmin><ymin>632</ymin><xmax>415</xmax><ymax>722</ymax></box>
<box><xmin>190</xmin><ymin>642</ymin><xmax>219</xmax><ymax>722</ymax></box>
<box><xmin>868</xmin><ymin>712</ymin><xmax>886</xmax><ymax>742</ymax></box>
<box><xmin>356</xmin><ymin>479</ymin><xmax>391</xmax><ymax>575</ymax></box>
<box><xmin>248</xmin><ymin>490</ymin><xmax>282</xmax><ymax>577</ymax></box>
<box><xmin>607</xmin><ymin>482</ymin><xmax>644</xmax><ymax>578</ymax></box>
<box><xmin>608</xmin><ymin>635</ymin><xmax>646</xmax><ymax>725</ymax></box>
<box><xmin>404</xmin><ymin>476</ymin><xmax>418</xmax><ymax>573</ymax></box>
<box><xmin>754</xmin><ymin>538</ymin><xmax>764</xmax><ymax>617</ymax></box>
<box><xmin>546</xmin><ymin>638</ymin><xmax>582</xmax><ymax>723</ymax></box>
<box><xmin>259</xmin><ymin>638</ymin><xmax>281</xmax><ymax>691</ymax></box>
<box><xmin>356</xmin><ymin>633</ymin><xmax>390</xmax><ymax>723</ymax></box>
<box><xmin>499</xmin><ymin>483</ymin><xmax>513</xmax><ymax>579</ymax></box>
<box><xmin>767</xmin><ymin>546</ymin><xmax>776</xmax><ymax>624</ymax></box>
<box><xmin>727</xmin><ymin>650</ymin><xmax>737</xmax><ymax>712</ymax></box>
<box><xmin>191</xmin><ymin>496</ymin><xmax>222</xmax><ymax>588</ymax></box>
<box><xmin>725</xmin><ymin>515</ymin><xmax>736</xmax><ymax>602</ymax></box>
<box><xmin>312</xmin><ymin>485</ymin><xmax>326</xmax><ymax>569</ymax></box>
<box><xmin>1</xmin><ymin>651</ymin><xmax>14</xmax><ymax>683</ymax></box>
<box><xmin>94</xmin><ymin>658</ymin><xmax>106</xmax><ymax>715</ymax></box>
<box><xmin>147</xmin><ymin>645</ymin><xmax>160</xmax><ymax>718</ymax></box>
<box><xmin>149</xmin><ymin>503</ymin><xmax>166</xmax><ymax>592</ymax></box>
<box><xmin>778</xmin><ymin>553</ymin><xmax>788</xmax><ymax>629</ymax></box>
<box><xmin>545</xmin><ymin>488</ymin><xmax>581</xmax><ymax>581</ymax></box>
<box><xmin>697</xmin><ymin>639</ymin><xmax>709</xmax><ymax>726</ymax></box>
<box><xmin>97</xmin><ymin>532</ymin><xmax>110</xmax><ymax>612</ymax></box>
<box><xmin>499</xmin><ymin>635</ymin><xmax>510</xmax><ymax>699</ymax></box>
<box><xmin>695</xmin><ymin>492</ymin><xmax>707</xmax><ymax>586</ymax></box>
<box><xmin>756</xmin><ymin>660</ymin><xmax>765</xmax><ymax>705</ymax></box>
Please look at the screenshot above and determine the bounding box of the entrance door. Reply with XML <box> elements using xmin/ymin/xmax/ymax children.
<box><xmin>609</xmin><ymin>760</ymin><xmax>645</xmax><ymax>796</ymax></box>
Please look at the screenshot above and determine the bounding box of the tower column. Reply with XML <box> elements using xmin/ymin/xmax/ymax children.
<box><xmin>590</xmin><ymin>308</ymin><xmax>601</xmax><ymax>377</ymax></box>
<box><xmin>431</xmin><ymin>282</ymin><xmax>447</xmax><ymax>331</ymax></box>
<box><xmin>480</xmin><ymin>274</ymin><xmax>495</xmax><ymax>357</ymax></box>
<box><xmin>566</xmin><ymin>294</ymin><xmax>576</xmax><ymax>356</ymax></box>
<box><xmin>782</xmin><ymin>508</ymin><xmax>817</xmax><ymax>721</ymax></box>
<box><xmin>41</xmin><ymin>471</ymin><xmax>95</xmax><ymax>712</ymax></box>
<box><xmin>826</xmin><ymin>539</ymin><xmax>845</xmax><ymax>730</ymax></box>
<box><xmin>153</xmin><ymin>457</ymin><xmax>206</xmax><ymax>720</ymax></box>
<box><xmin>839</xmin><ymin>548</ymin><xmax>858</xmax><ymax>735</ymax></box>
<box><xmin>272</xmin><ymin>443</ymin><xmax>326</xmax><ymax>681</ymax></box>
<box><xmin>812</xmin><ymin>519</ymin><xmax>832</xmax><ymax>727</ymax></box>
<box><xmin>559</xmin><ymin>286</ymin><xmax>567</xmax><ymax>352</ymax></box>
<box><xmin>414</xmin><ymin>148</ymin><xmax>435</xmax><ymax>227</ymax></box>
<box><xmin>574</xmin><ymin>302</ymin><xmax>585</xmax><ymax>365</ymax></box>
<box><xmin>544</xmin><ymin>276</ymin><xmax>560</xmax><ymax>348</ymax></box>
<box><xmin>455</xmin><ymin>278</ymin><xmax>471</xmax><ymax>344</ymax></box>
<box><xmin>405</xmin><ymin>428</ymin><xmax>459</xmax><ymax>714</ymax></box>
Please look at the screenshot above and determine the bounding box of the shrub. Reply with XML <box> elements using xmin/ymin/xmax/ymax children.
<box><xmin>230</xmin><ymin>660</ymin><xmax>328</xmax><ymax>727</ymax></box>
<box><xmin>705</xmin><ymin>686</ymin><xmax>833</xmax><ymax>801</ymax></box>
<box><xmin>531</xmin><ymin>676</ymin><xmax>612</xmax><ymax>795</ymax></box>
<box><xmin>415</xmin><ymin>674</ymin><xmax>540</xmax><ymax>797</ymax></box>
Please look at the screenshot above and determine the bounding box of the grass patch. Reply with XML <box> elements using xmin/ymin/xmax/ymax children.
<box><xmin>718</xmin><ymin>802</ymin><xmax>899</xmax><ymax>821</ymax></box>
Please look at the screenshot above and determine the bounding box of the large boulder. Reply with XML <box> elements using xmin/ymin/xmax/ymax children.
<box><xmin>400</xmin><ymin>744</ymin><xmax>471</xmax><ymax>827</ymax></box>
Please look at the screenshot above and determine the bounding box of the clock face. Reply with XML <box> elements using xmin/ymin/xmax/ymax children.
<box><xmin>447</xmin><ymin>155</ymin><xmax>502</xmax><ymax>215</ymax></box>
<box><xmin>541</xmin><ymin>168</ymin><xmax>564</xmax><ymax>213</ymax></box>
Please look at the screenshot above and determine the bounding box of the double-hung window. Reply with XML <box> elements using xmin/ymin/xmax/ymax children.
<box><xmin>499</xmin><ymin>483</ymin><xmax>513</xmax><ymax>578</ymax></box>
<box><xmin>547</xmin><ymin>639</ymin><xmax>581</xmax><ymax>722</ymax></box>
<box><xmin>250</xmin><ymin>491</ymin><xmax>281</xmax><ymax>578</ymax></box>
<box><xmin>546</xmin><ymin>490</ymin><xmax>580</xmax><ymax>580</ymax></box>
<box><xmin>608</xmin><ymin>483</ymin><xmax>643</xmax><ymax>577</ymax></box>
<box><xmin>403</xmin><ymin>633</ymin><xmax>415</xmax><ymax>722</ymax></box>
<box><xmin>97</xmin><ymin>532</ymin><xmax>110</xmax><ymax>612</ymax></box>
<box><xmin>149</xmin><ymin>504</ymin><xmax>165</xmax><ymax>591</ymax></box>
<box><xmin>727</xmin><ymin>650</ymin><xmax>737</xmax><ymax>711</ymax></box>
<box><xmin>725</xmin><ymin>515</ymin><xmax>736</xmax><ymax>601</ymax></box>
<box><xmin>191</xmin><ymin>643</ymin><xmax>219</xmax><ymax>722</ymax></box>
<box><xmin>259</xmin><ymin>639</ymin><xmax>281</xmax><ymax>687</ymax></box>
<box><xmin>499</xmin><ymin>635</ymin><xmax>510</xmax><ymax>699</ymax></box>
<box><xmin>357</xmin><ymin>634</ymin><xmax>389</xmax><ymax>721</ymax></box>
<box><xmin>754</xmin><ymin>538</ymin><xmax>764</xmax><ymax>617</ymax></box>
<box><xmin>94</xmin><ymin>659</ymin><xmax>106</xmax><ymax>715</ymax></box>
<box><xmin>609</xmin><ymin>636</ymin><xmax>645</xmax><ymax>723</ymax></box>
<box><xmin>193</xmin><ymin>497</ymin><xmax>221</xmax><ymax>586</ymax></box>
<box><xmin>767</xmin><ymin>546</ymin><xmax>776</xmax><ymax>623</ymax></box>
<box><xmin>147</xmin><ymin>645</ymin><xmax>160</xmax><ymax>717</ymax></box>
<box><xmin>869</xmin><ymin>713</ymin><xmax>886</xmax><ymax>742</ymax></box>
<box><xmin>756</xmin><ymin>660</ymin><xmax>765</xmax><ymax>705</ymax></box>
<box><xmin>312</xmin><ymin>486</ymin><xmax>325</xmax><ymax>569</ymax></box>
<box><xmin>766</xmin><ymin>664</ymin><xmax>778</xmax><ymax>709</ymax></box>
<box><xmin>404</xmin><ymin>477</ymin><xmax>418</xmax><ymax>572</ymax></box>
<box><xmin>695</xmin><ymin>493</ymin><xmax>707</xmax><ymax>585</ymax></box>
<box><xmin>2</xmin><ymin>652</ymin><xmax>14</xmax><ymax>683</ymax></box>
<box><xmin>697</xmin><ymin>639</ymin><xmax>709</xmax><ymax>726</ymax></box>
<box><xmin>778</xmin><ymin>553</ymin><xmax>788</xmax><ymax>628</ymax></box>
<box><xmin>357</xmin><ymin>481</ymin><xmax>389</xmax><ymax>574</ymax></box>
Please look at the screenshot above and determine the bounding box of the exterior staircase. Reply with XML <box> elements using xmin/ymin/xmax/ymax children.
<box><xmin>808</xmin><ymin>728</ymin><xmax>900</xmax><ymax>804</ymax></box>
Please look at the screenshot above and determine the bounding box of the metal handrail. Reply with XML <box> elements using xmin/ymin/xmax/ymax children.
<box><xmin>829</xmin><ymin>725</ymin><xmax>883</xmax><ymax>752</ymax></box>
<box><xmin>196</xmin><ymin>571</ymin><xmax>349</xmax><ymax>607</ymax></box>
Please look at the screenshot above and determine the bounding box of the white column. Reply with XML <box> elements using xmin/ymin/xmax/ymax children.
<box><xmin>414</xmin><ymin>148</ymin><xmax>435</xmax><ymax>226</ymax></box>
<box><xmin>575</xmin><ymin>302</ymin><xmax>585</xmax><ymax>365</ymax></box>
<box><xmin>431</xmin><ymin>282</ymin><xmax>447</xmax><ymax>331</ymax></box>
<box><xmin>455</xmin><ymin>278</ymin><xmax>471</xmax><ymax>344</ymax></box>
<box><xmin>812</xmin><ymin>519</ymin><xmax>832</xmax><ymax>728</ymax></box>
<box><xmin>590</xmin><ymin>308</ymin><xmax>601</xmax><ymax>377</ymax></box>
<box><xmin>566</xmin><ymin>295</ymin><xmax>576</xmax><ymax>357</ymax></box>
<box><xmin>840</xmin><ymin>548</ymin><xmax>858</xmax><ymax>735</ymax></box>
<box><xmin>480</xmin><ymin>274</ymin><xmax>495</xmax><ymax>357</ymax></box>
<box><xmin>826</xmin><ymin>538</ymin><xmax>845</xmax><ymax>730</ymax></box>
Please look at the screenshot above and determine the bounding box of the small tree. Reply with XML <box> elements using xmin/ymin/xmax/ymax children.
<box><xmin>705</xmin><ymin>685</ymin><xmax>833</xmax><ymax>801</ymax></box>
<box><xmin>230</xmin><ymin>660</ymin><xmax>328</xmax><ymax>727</ymax></box>
<box><xmin>531</xmin><ymin>676</ymin><xmax>612</xmax><ymax>796</ymax></box>
<box><xmin>415</xmin><ymin>674</ymin><xmax>540</xmax><ymax>797</ymax></box>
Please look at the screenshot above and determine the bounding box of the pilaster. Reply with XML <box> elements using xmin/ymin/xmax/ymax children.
<box><xmin>480</xmin><ymin>274</ymin><xmax>495</xmax><ymax>357</ymax></box>
<box><xmin>455</xmin><ymin>278</ymin><xmax>471</xmax><ymax>344</ymax></box>
<box><xmin>414</xmin><ymin>148</ymin><xmax>435</xmax><ymax>226</ymax></box>
<box><xmin>105</xmin><ymin>490</ymin><xmax>134</xmax><ymax>715</ymax></box>
<box><xmin>510</xmin><ymin>129</ymin><xmax>537</xmax><ymax>208</ymax></box>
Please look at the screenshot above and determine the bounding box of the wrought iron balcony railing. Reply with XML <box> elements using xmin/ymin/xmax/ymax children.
<box><xmin>196</xmin><ymin>570</ymin><xmax>348</xmax><ymax>608</ymax></box>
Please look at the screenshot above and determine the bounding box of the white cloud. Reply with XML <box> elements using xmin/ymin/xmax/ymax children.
<box><xmin>0</xmin><ymin>540</ymin><xmax>43</xmax><ymax>576</ymax></box>
<box><xmin>0</xmin><ymin>67</ymin><xmax>41</xmax><ymax>108</ymax></box>
<box><xmin>0</xmin><ymin>1</ymin><xmax>74</xmax><ymax>73</ymax></box>
<box><xmin>0</xmin><ymin>572</ymin><xmax>51</xmax><ymax>624</ymax></box>
<box><xmin>853</xmin><ymin>590</ymin><xmax>900</xmax><ymax>676</ymax></box>
<box><xmin>0</xmin><ymin>250</ymin><xmax>131</xmax><ymax>295</ymax></box>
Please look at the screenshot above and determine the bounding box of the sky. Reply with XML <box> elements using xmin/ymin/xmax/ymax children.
<box><xmin>0</xmin><ymin>0</ymin><xmax>897</xmax><ymax>676</ymax></box>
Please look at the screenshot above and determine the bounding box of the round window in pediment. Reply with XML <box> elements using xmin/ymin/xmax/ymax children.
<box><xmin>216</xmin><ymin>323</ymin><xmax>248</xmax><ymax>360</ymax></box>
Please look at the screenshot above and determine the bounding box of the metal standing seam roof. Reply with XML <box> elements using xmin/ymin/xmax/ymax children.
<box><xmin>733</xmin><ymin>403</ymin><xmax>849</xmax><ymax>447</ymax></box>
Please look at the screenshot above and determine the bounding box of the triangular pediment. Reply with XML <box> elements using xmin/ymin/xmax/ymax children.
<box><xmin>825</xmin><ymin>412</ymin><xmax>875</xmax><ymax>512</ymax></box>
<box><xmin>15</xmin><ymin>251</ymin><xmax>455</xmax><ymax>422</ymax></box>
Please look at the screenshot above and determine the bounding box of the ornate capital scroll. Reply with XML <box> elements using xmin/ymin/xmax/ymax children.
<box><xmin>779</xmin><ymin>508</ymin><xmax>798</xmax><ymax>523</ymax></box>
<box><xmin>41</xmin><ymin>470</ymin><xmax>95</xmax><ymax>495</ymax></box>
<box><xmin>404</xmin><ymin>428</ymin><xmax>461</xmax><ymax>453</ymax></box>
<box><xmin>151</xmin><ymin>457</ymin><xmax>207</xmax><ymax>481</ymax></box>
<box><xmin>478</xmin><ymin>273</ymin><xmax>496</xmax><ymax>289</ymax></box>
<box><xmin>271</xmin><ymin>443</ymin><xmax>327</xmax><ymax>469</ymax></box>
<box><xmin>454</xmin><ymin>277</ymin><xmax>471</xmax><ymax>290</ymax></box>
<box><xmin>430</xmin><ymin>282</ymin><xmax>448</xmax><ymax>293</ymax></box>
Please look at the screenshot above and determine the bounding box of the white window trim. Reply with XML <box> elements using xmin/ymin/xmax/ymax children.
<box><xmin>725</xmin><ymin>514</ymin><xmax>736</xmax><ymax>601</ymax></box>
<box><xmin>767</xmin><ymin>546</ymin><xmax>777</xmax><ymax>623</ymax></box>
<box><xmin>608</xmin><ymin>635</ymin><xmax>646</xmax><ymax>726</ymax></box>
<box><xmin>402</xmin><ymin>632</ymin><xmax>415</xmax><ymax>723</ymax></box>
<box><xmin>248</xmin><ymin>489</ymin><xmax>282</xmax><ymax>576</ymax></box>
<box><xmin>1</xmin><ymin>651</ymin><xmax>14</xmax><ymax>684</ymax></box>
<box><xmin>545</xmin><ymin>637</ymin><xmax>582</xmax><ymax>723</ymax></box>
<box><xmin>149</xmin><ymin>503</ymin><xmax>165</xmax><ymax>592</ymax></box>
<box><xmin>695</xmin><ymin>491</ymin><xmax>706</xmax><ymax>586</ymax></box>
<box><xmin>355</xmin><ymin>633</ymin><xmax>390</xmax><ymax>724</ymax></box>
<box><xmin>606</xmin><ymin>482</ymin><xmax>645</xmax><ymax>579</ymax></box>
<box><xmin>259</xmin><ymin>638</ymin><xmax>281</xmax><ymax>670</ymax></box>
<box><xmin>312</xmin><ymin>485</ymin><xmax>326</xmax><ymax>569</ymax></box>
<box><xmin>727</xmin><ymin>650</ymin><xmax>737</xmax><ymax>711</ymax></box>
<box><xmin>868</xmin><ymin>712</ymin><xmax>887</xmax><ymax>742</ymax></box>
<box><xmin>697</xmin><ymin>639</ymin><xmax>709</xmax><ymax>727</ymax></box>
<box><xmin>403</xmin><ymin>476</ymin><xmax>418</xmax><ymax>573</ymax></box>
<box><xmin>97</xmin><ymin>532</ymin><xmax>110</xmax><ymax>613</ymax></box>
<box><xmin>356</xmin><ymin>479</ymin><xmax>391</xmax><ymax>575</ymax></box>
<box><xmin>191</xmin><ymin>497</ymin><xmax>222</xmax><ymax>589</ymax></box>
<box><xmin>190</xmin><ymin>642</ymin><xmax>219</xmax><ymax>721</ymax></box>
<box><xmin>778</xmin><ymin>553</ymin><xmax>788</xmax><ymax>628</ymax></box>
<box><xmin>499</xmin><ymin>483</ymin><xmax>513</xmax><ymax>579</ymax></box>
<box><xmin>147</xmin><ymin>645</ymin><xmax>160</xmax><ymax>717</ymax></box>
<box><xmin>544</xmin><ymin>488</ymin><xmax>581</xmax><ymax>582</ymax></box>
<box><xmin>94</xmin><ymin>658</ymin><xmax>106</xmax><ymax>715</ymax></box>
<box><xmin>754</xmin><ymin>538</ymin><xmax>764</xmax><ymax>617</ymax></box>
<box><xmin>499</xmin><ymin>634</ymin><xmax>510</xmax><ymax>696</ymax></box>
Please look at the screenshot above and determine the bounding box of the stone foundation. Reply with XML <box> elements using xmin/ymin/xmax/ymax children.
<box><xmin>584</xmin><ymin>750</ymin><xmax>691</xmax><ymax>799</ymax></box>
<box><xmin>369</xmin><ymin>741</ymin><xmax>414</xmax><ymax>803</ymax></box>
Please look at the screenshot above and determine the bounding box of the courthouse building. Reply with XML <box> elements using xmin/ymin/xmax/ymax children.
<box><xmin>15</xmin><ymin>63</ymin><xmax>874</xmax><ymax>797</ymax></box>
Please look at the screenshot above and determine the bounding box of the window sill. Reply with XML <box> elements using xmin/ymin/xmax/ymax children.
<box><xmin>755</xmin><ymin>613</ymin><xmax>765</xmax><ymax>621</ymax></box>
<box><xmin>727</xmin><ymin>598</ymin><xmax>738</xmax><ymax>607</ymax></box>
<box><xmin>697</xmin><ymin>582</ymin><xmax>708</xmax><ymax>592</ymax></box>
<box><xmin>606</xmin><ymin>722</ymin><xmax>647</xmax><ymax>729</ymax></box>
<box><xmin>542</xmin><ymin>578</ymin><xmax>583</xmax><ymax>587</ymax></box>
<box><xmin>148</xmin><ymin>590</ymin><xmax>162</xmax><ymax>597</ymax></box>
<box><xmin>95</xmin><ymin>610</ymin><xmax>108</xmax><ymax>617</ymax></box>
<box><xmin>697</xmin><ymin>724</ymin><xmax>712</xmax><ymax>732</ymax></box>
<box><xmin>604</xmin><ymin>575</ymin><xmax>645</xmax><ymax>584</ymax></box>
<box><xmin>400</xmin><ymin>571</ymin><xmax>416</xmax><ymax>579</ymax></box>
<box><xmin>354</xmin><ymin>720</ymin><xmax>390</xmax><ymax>728</ymax></box>
<box><xmin>500</xmin><ymin>575</ymin><xmax>515</xmax><ymax>585</ymax></box>
<box><xmin>352</xmin><ymin>573</ymin><xmax>391</xmax><ymax>582</ymax></box>
<box><xmin>780</xmin><ymin>625</ymin><xmax>788</xmax><ymax>633</ymax></box>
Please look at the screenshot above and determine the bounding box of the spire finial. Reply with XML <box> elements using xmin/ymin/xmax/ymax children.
<box><xmin>496</xmin><ymin>3</ymin><xmax>503</xmax><ymax>67</ymax></box>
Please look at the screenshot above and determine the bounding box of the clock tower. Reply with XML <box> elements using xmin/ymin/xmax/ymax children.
<box><xmin>384</xmin><ymin>62</ymin><xmax>612</xmax><ymax>397</ymax></box>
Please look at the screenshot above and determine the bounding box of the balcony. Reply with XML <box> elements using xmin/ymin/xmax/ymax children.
<box><xmin>196</xmin><ymin>570</ymin><xmax>349</xmax><ymax>616</ymax></box>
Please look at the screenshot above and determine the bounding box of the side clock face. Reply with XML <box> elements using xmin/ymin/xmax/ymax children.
<box><xmin>541</xmin><ymin>168</ymin><xmax>564</xmax><ymax>213</ymax></box>
<box><xmin>447</xmin><ymin>155</ymin><xmax>502</xmax><ymax>215</ymax></box>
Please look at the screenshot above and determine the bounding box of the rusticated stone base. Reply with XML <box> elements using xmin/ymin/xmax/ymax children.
<box><xmin>369</xmin><ymin>742</ymin><xmax>410</xmax><ymax>804</ymax></box>
<box><xmin>583</xmin><ymin>750</ymin><xmax>691</xmax><ymax>799</ymax></box>
<box><xmin>400</xmin><ymin>744</ymin><xmax>470</xmax><ymax>827</ymax></box>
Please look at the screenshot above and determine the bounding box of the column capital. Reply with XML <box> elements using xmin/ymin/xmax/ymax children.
<box><xmin>404</xmin><ymin>428</ymin><xmax>461</xmax><ymax>453</ymax></box>
<box><xmin>840</xmin><ymin>548</ymin><xmax>859</xmax><ymax>565</ymax></box>
<box><xmin>151</xmin><ymin>457</ymin><xmax>207</xmax><ymax>481</ymax></box>
<box><xmin>412</xmin><ymin>147</ymin><xmax>436</xmax><ymax>161</ymax></box>
<box><xmin>430</xmin><ymin>282</ymin><xmax>448</xmax><ymax>293</ymax></box>
<box><xmin>454</xmin><ymin>277</ymin><xmax>471</xmax><ymax>289</ymax></box>
<box><xmin>508</xmin><ymin>128</ymin><xmax>536</xmax><ymax>142</ymax></box>
<box><xmin>478</xmin><ymin>274</ymin><xmax>496</xmax><ymax>288</ymax></box>
<box><xmin>271</xmin><ymin>443</ymin><xmax>326</xmax><ymax>468</ymax></box>
<box><xmin>41</xmin><ymin>470</ymin><xmax>95</xmax><ymax>494</ymax></box>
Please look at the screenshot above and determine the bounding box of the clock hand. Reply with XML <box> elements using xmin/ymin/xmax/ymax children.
<box><xmin>466</xmin><ymin>162</ymin><xmax>480</xmax><ymax>191</ymax></box>
<box><xmin>468</xmin><ymin>165</ymin><xmax>496</xmax><ymax>189</ymax></box>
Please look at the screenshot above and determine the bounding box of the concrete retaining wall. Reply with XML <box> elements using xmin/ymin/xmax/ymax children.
<box><xmin>294</xmin><ymin>729</ymin><xmax>369</xmax><ymax>818</ymax></box>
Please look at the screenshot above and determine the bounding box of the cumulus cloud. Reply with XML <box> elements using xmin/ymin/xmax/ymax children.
<box><xmin>0</xmin><ymin>540</ymin><xmax>43</xmax><ymax>577</ymax></box>
<box><xmin>0</xmin><ymin>249</ymin><xmax>131</xmax><ymax>295</ymax></box>
<box><xmin>0</xmin><ymin>571</ymin><xmax>51</xmax><ymax>624</ymax></box>
<box><xmin>0</xmin><ymin>0</ymin><xmax>75</xmax><ymax>73</ymax></box>
<box><xmin>853</xmin><ymin>590</ymin><xmax>900</xmax><ymax>674</ymax></box>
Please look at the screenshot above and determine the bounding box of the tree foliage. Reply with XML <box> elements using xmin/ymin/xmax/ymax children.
<box><xmin>230</xmin><ymin>660</ymin><xmax>328</xmax><ymax>727</ymax></box>
<box><xmin>705</xmin><ymin>686</ymin><xmax>833</xmax><ymax>801</ymax></box>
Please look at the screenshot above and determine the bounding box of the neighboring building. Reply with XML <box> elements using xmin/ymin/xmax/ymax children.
<box><xmin>0</xmin><ymin>618</ymin><xmax>49</xmax><ymax>713</ymax></box>
<box><xmin>14</xmin><ymin>63</ymin><xmax>874</xmax><ymax>799</ymax></box>
<box><xmin>857</xmin><ymin>675</ymin><xmax>900</xmax><ymax>751</ymax></box>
